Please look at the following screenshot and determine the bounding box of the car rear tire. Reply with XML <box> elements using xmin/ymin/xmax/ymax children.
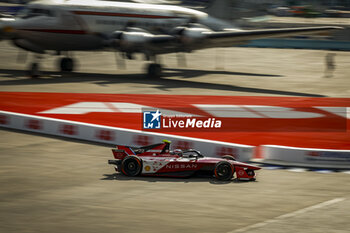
<box><xmin>121</xmin><ymin>156</ymin><xmax>142</xmax><ymax>176</ymax></box>
<box><xmin>214</xmin><ymin>161</ymin><xmax>234</xmax><ymax>181</ymax></box>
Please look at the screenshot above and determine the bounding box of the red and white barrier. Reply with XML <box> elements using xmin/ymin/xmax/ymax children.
<box><xmin>0</xmin><ymin>110</ymin><xmax>255</xmax><ymax>162</ymax></box>
<box><xmin>262</xmin><ymin>145</ymin><xmax>350</xmax><ymax>169</ymax></box>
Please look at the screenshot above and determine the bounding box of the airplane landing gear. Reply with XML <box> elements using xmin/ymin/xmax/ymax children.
<box><xmin>147</xmin><ymin>63</ymin><xmax>162</xmax><ymax>79</ymax></box>
<box><xmin>28</xmin><ymin>62</ymin><xmax>40</xmax><ymax>78</ymax></box>
<box><xmin>59</xmin><ymin>57</ymin><xmax>74</xmax><ymax>72</ymax></box>
<box><xmin>28</xmin><ymin>55</ymin><xmax>42</xmax><ymax>78</ymax></box>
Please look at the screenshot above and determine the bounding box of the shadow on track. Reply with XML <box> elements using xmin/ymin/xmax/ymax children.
<box><xmin>101</xmin><ymin>173</ymin><xmax>245</xmax><ymax>185</ymax></box>
<box><xmin>0</xmin><ymin>68</ymin><xmax>325</xmax><ymax>97</ymax></box>
<box><xmin>164</xmin><ymin>68</ymin><xmax>283</xmax><ymax>78</ymax></box>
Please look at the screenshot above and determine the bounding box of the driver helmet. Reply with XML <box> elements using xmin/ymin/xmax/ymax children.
<box><xmin>173</xmin><ymin>149</ymin><xmax>183</xmax><ymax>156</ymax></box>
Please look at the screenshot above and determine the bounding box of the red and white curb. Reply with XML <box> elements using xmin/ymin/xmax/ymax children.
<box><xmin>260</xmin><ymin>145</ymin><xmax>350</xmax><ymax>169</ymax></box>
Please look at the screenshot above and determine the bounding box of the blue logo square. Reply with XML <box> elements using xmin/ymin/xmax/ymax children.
<box><xmin>143</xmin><ymin>110</ymin><xmax>162</xmax><ymax>129</ymax></box>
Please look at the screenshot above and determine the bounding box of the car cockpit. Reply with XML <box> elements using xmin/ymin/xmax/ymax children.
<box><xmin>175</xmin><ymin>149</ymin><xmax>204</xmax><ymax>158</ymax></box>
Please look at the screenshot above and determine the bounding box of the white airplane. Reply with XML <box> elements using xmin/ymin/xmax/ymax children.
<box><xmin>0</xmin><ymin>0</ymin><xmax>342</xmax><ymax>78</ymax></box>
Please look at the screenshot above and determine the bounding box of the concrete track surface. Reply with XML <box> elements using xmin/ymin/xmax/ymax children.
<box><xmin>0</xmin><ymin>129</ymin><xmax>349</xmax><ymax>233</ymax></box>
<box><xmin>0</xmin><ymin>42</ymin><xmax>349</xmax><ymax>97</ymax></box>
<box><xmin>0</xmin><ymin>41</ymin><xmax>350</xmax><ymax>233</ymax></box>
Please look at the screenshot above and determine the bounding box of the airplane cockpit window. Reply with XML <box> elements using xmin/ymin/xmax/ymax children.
<box><xmin>17</xmin><ymin>8</ymin><xmax>54</xmax><ymax>19</ymax></box>
<box><xmin>198</xmin><ymin>16</ymin><xmax>237</xmax><ymax>31</ymax></box>
<box><xmin>125</xmin><ymin>27</ymin><xmax>149</xmax><ymax>33</ymax></box>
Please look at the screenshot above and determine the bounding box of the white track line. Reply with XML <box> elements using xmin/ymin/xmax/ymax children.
<box><xmin>228</xmin><ymin>197</ymin><xmax>345</xmax><ymax>233</ymax></box>
<box><xmin>286</xmin><ymin>168</ymin><xmax>308</xmax><ymax>172</ymax></box>
<box><xmin>263</xmin><ymin>166</ymin><xmax>283</xmax><ymax>170</ymax></box>
<box><xmin>313</xmin><ymin>170</ymin><xmax>333</xmax><ymax>174</ymax></box>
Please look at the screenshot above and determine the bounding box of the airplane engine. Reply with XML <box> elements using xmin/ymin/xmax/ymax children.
<box><xmin>111</xmin><ymin>29</ymin><xmax>152</xmax><ymax>52</ymax></box>
<box><xmin>0</xmin><ymin>18</ymin><xmax>16</xmax><ymax>40</ymax></box>
<box><xmin>172</xmin><ymin>24</ymin><xmax>212</xmax><ymax>45</ymax></box>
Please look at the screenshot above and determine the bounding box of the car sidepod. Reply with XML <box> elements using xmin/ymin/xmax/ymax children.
<box><xmin>141</xmin><ymin>157</ymin><xmax>202</xmax><ymax>177</ymax></box>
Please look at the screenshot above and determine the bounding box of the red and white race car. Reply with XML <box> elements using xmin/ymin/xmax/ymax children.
<box><xmin>108</xmin><ymin>140</ymin><xmax>260</xmax><ymax>181</ymax></box>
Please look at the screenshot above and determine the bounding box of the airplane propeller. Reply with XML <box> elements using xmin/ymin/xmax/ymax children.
<box><xmin>215</xmin><ymin>48</ymin><xmax>225</xmax><ymax>70</ymax></box>
<box><xmin>114</xmin><ymin>52</ymin><xmax>126</xmax><ymax>70</ymax></box>
<box><xmin>176</xmin><ymin>52</ymin><xmax>187</xmax><ymax>68</ymax></box>
<box><xmin>16</xmin><ymin>50</ymin><xmax>28</xmax><ymax>64</ymax></box>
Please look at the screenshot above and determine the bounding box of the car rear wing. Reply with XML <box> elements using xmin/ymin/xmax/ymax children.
<box><xmin>112</xmin><ymin>147</ymin><xmax>134</xmax><ymax>159</ymax></box>
<box><xmin>113</xmin><ymin>141</ymin><xmax>171</xmax><ymax>157</ymax></box>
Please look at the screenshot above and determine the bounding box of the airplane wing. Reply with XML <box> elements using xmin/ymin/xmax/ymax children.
<box><xmin>137</xmin><ymin>25</ymin><xmax>342</xmax><ymax>54</ymax></box>
<box><xmin>202</xmin><ymin>26</ymin><xmax>343</xmax><ymax>48</ymax></box>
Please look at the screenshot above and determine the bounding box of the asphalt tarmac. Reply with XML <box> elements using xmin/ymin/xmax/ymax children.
<box><xmin>0</xmin><ymin>129</ymin><xmax>349</xmax><ymax>233</ymax></box>
<box><xmin>0</xmin><ymin>42</ymin><xmax>349</xmax><ymax>233</ymax></box>
<box><xmin>0</xmin><ymin>42</ymin><xmax>349</xmax><ymax>97</ymax></box>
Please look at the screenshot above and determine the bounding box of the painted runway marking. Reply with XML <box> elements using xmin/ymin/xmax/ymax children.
<box><xmin>286</xmin><ymin>168</ymin><xmax>308</xmax><ymax>172</ymax></box>
<box><xmin>228</xmin><ymin>197</ymin><xmax>346</xmax><ymax>233</ymax></box>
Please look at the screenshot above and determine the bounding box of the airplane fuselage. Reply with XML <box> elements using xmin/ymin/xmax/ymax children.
<box><xmin>1</xmin><ymin>0</ymin><xmax>341</xmax><ymax>78</ymax></box>
<box><xmin>5</xmin><ymin>0</ymin><xmax>210</xmax><ymax>52</ymax></box>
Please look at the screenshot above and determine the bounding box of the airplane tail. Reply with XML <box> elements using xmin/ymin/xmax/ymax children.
<box><xmin>205</xmin><ymin>0</ymin><xmax>232</xmax><ymax>20</ymax></box>
<box><xmin>205</xmin><ymin>0</ymin><xmax>268</xmax><ymax>21</ymax></box>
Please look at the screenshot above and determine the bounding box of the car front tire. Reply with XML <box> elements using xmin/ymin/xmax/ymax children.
<box><xmin>214</xmin><ymin>161</ymin><xmax>234</xmax><ymax>181</ymax></box>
